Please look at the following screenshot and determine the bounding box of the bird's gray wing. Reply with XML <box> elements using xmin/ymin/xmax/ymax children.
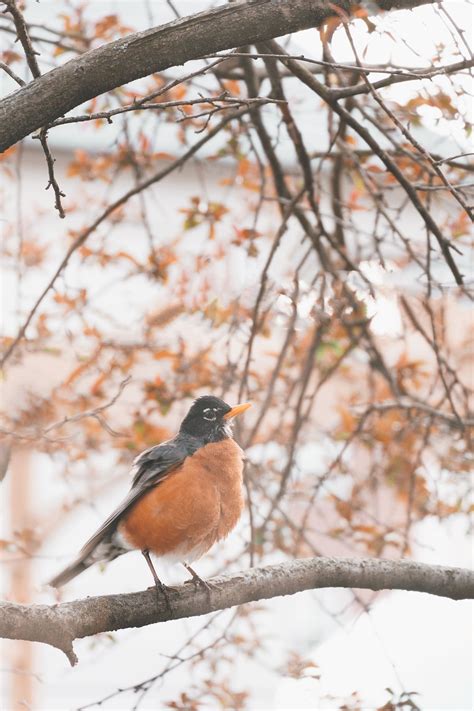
<box><xmin>78</xmin><ymin>440</ymin><xmax>185</xmax><ymax>560</ymax></box>
<box><xmin>48</xmin><ymin>440</ymin><xmax>192</xmax><ymax>587</ymax></box>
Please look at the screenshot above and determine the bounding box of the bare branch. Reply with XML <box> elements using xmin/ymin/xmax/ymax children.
<box><xmin>34</xmin><ymin>128</ymin><xmax>66</xmax><ymax>218</ymax></box>
<box><xmin>3</xmin><ymin>0</ymin><xmax>66</xmax><ymax>217</ymax></box>
<box><xmin>0</xmin><ymin>59</ymin><xmax>25</xmax><ymax>87</ymax></box>
<box><xmin>2</xmin><ymin>0</ymin><xmax>41</xmax><ymax>80</ymax></box>
<box><xmin>0</xmin><ymin>0</ymin><xmax>436</xmax><ymax>152</ymax></box>
<box><xmin>263</xmin><ymin>39</ymin><xmax>467</xmax><ymax>287</ymax></box>
<box><xmin>0</xmin><ymin>106</ymin><xmax>249</xmax><ymax>369</ymax></box>
<box><xmin>330</xmin><ymin>57</ymin><xmax>474</xmax><ymax>99</ymax></box>
<box><xmin>1</xmin><ymin>557</ymin><xmax>472</xmax><ymax>666</ymax></box>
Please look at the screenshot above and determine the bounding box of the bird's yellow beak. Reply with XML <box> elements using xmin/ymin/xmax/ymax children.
<box><xmin>223</xmin><ymin>402</ymin><xmax>252</xmax><ymax>420</ymax></box>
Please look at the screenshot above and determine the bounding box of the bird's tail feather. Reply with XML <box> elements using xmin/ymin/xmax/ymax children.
<box><xmin>48</xmin><ymin>534</ymin><xmax>128</xmax><ymax>587</ymax></box>
<box><xmin>48</xmin><ymin>557</ymin><xmax>91</xmax><ymax>588</ymax></box>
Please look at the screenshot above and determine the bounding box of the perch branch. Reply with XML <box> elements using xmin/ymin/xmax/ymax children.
<box><xmin>1</xmin><ymin>556</ymin><xmax>472</xmax><ymax>666</ymax></box>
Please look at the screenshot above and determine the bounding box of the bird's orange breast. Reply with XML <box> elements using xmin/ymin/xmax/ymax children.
<box><xmin>118</xmin><ymin>438</ymin><xmax>245</xmax><ymax>562</ymax></box>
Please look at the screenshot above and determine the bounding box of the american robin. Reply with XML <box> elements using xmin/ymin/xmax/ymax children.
<box><xmin>48</xmin><ymin>396</ymin><xmax>251</xmax><ymax>598</ymax></box>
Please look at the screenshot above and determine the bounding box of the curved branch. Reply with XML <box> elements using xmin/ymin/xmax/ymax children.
<box><xmin>0</xmin><ymin>0</ymin><xmax>435</xmax><ymax>152</ymax></box>
<box><xmin>1</xmin><ymin>556</ymin><xmax>472</xmax><ymax>666</ymax></box>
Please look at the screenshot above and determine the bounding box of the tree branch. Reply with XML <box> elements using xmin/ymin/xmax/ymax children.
<box><xmin>0</xmin><ymin>105</ymin><xmax>249</xmax><ymax>369</ymax></box>
<box><xmin>0</xmin><ymin>0</ymin><xmax>435</xmax><ymax>152</ymax></box>
<box><xmin>1</xmin><ymin>556</ymin><xmax>472</xmax><ymax>666</ymax></box>
<box><xmin>263</xmin><ymin>39</ymin><xmax>466</xmax><ymax>286</ymax></box>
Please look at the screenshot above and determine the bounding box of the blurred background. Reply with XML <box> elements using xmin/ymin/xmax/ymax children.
<box><xmin>0</xmin><ymin>1</ymin><xmax>472</xmax><ymax>709</ymax></box>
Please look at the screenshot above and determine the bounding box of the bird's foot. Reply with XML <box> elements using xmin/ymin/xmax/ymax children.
<box><xmin>148</xmin><ymin>580</ymin><xmax>173</xmax><ymax>613</ymax></box>
<box><xmin>196</xmin><ymin>577</ymin><xmax>219</xmax><ymax>592</ymax></box>
<box><xmin>183</xmin><ymin>564</ymin><xmax>218</xmax><ymax>597</ymax></box>
<box><xmin>142</xmin><ymin>548</ymin><xmax>173</xmax><ymax>613</ymax></box>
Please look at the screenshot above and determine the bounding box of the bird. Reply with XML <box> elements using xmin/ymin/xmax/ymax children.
<box><xmin>48</xmin><ymin>395</ymin><xmax>251</xmax><ymax>600</ymax></box>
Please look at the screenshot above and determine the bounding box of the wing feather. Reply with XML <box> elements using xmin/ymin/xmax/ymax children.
<box><xmin>78</xmin><ymin>441</ymin><xmax>184</xmax><ymax>560</ymax></box>
<box><xmin>48</xmin><ymin>439</ymin><xmax>196</xmax><ymax>587</ymax></box>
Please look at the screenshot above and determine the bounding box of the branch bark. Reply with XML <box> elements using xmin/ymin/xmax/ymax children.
<box><xmin>0</xmin><ymin>0</ymin><xmax>435</xmax><ymax>152</ymax></box>
<box><xmin>1</xmin><ymin>556</ymin><xmax>472</xmax><ymax>666</ymax></box>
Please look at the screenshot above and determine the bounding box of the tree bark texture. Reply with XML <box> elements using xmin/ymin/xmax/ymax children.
<box><xmin>0</xmin><ymin>0</ymin><xmax>435</xmax><ymax>152</ymax></box>
<box><xmin>1</xmin><ymin>556</ymin><xmax>472</xmax><ymax>666</ymax></box>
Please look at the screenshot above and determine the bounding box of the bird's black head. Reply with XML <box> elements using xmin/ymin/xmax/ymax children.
<box><xmin>179</xmin><ymin>395</ymin><xmax>251</xmax><ymax>442</ymax></box>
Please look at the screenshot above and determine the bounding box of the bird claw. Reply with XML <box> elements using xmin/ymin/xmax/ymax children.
<box><xmin>184</xmin><ymin>574</ymin><xmax>219</xmax><ymax>593</ymax></box>
<box><xmin>182</xmin><ymin>563</ymin><xmax>219</xmax><ymax>602</ymax></box>
<box><xmin>200</xmin><ymin>579</ymin><xmax>219</xmax><ymax>592</ymax></box>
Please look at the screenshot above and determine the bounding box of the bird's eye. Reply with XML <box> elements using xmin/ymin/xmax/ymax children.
<box><xmin>203</xmin><ymin>407</ymin><xmax>217</xmax><ymax>421</ymax></box>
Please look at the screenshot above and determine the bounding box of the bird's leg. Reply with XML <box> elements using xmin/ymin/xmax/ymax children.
<box><xmin>182</xmin><ymin>563</ymin><xmax>218</xmax><ymax>593</ymax></box>
<box><xmin>142</xmin><ymin>549</ymin><xmax>172</xmax><ymax>612</ymax></box>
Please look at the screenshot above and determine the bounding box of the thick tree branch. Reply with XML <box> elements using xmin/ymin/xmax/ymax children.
<box><xmin>1</xmin><ymin>556</ymin><xmax>472</xmax><ymax>666</ymax></box>
<box><xmin>0</xmin><ymin>0</ymin><xmax>435</xmax><ymax>152</ymax></box>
